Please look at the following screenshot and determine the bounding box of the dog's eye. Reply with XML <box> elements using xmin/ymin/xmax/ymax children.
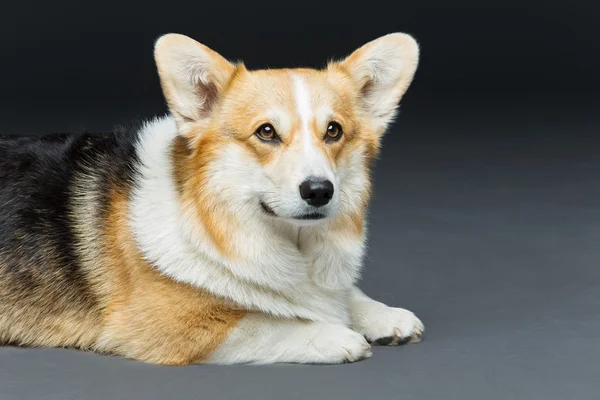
<box><xmin>325</xmin><ymin>122</ymin><xmax>343</xmax><ymax>142</ymax></box>
<box><xmin>255</xmin><ymin>123</ymin><xmax>279</xmax><ymax>141</ymax></box>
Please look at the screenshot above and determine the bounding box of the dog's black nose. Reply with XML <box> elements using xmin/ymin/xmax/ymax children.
<box><xmin>299</xmin><ymin>178</ymin><xmax>334</xmax><ymax>207</ymax></box>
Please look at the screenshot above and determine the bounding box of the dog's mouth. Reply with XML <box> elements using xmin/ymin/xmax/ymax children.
<box><xmin>260</xmin><ymin>201</ymin><xmax>327</xmax><ymax>221</ymax></box>
<box><xmin>293</xmin><ymin>213</ymin><xmax>326</xmax><ymax>220</ymax></box>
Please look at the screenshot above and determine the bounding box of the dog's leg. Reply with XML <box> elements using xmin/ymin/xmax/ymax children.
<box><xmin>348</xmin><ymin>287</ymin><xmax>424</xmax><ymax>346</ymax></box>
<box><xmin>208</xmin><ymin>312</ymin><xmax>372</xmax><ymax>365</ymax></box>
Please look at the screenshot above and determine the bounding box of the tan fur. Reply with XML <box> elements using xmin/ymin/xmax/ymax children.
<box><xmin>178</xmin><ymin>132</ymin><xmax>243</xmax><ymax>259</ymax></box>
<box><xmin>89</xmin><ymin>183</ymin><xmax>245</xmax><ymax>365</ymax></box>
<box><xmin>0</xmin><ymin>259</ymin><xmax>103</xmax><ymax>349</ymax></box>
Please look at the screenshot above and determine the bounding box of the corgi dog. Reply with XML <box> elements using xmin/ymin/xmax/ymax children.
<box><xmin>0</xmin><ymin>33</ymin><xmax>423</xmax><ymax>365</ymax></box>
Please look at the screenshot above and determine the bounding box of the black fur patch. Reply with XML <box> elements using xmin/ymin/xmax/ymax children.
<box><xmin>0</xmin><ymin>121</ymin><xmax>144</xmax><ymax>309</ymax></box>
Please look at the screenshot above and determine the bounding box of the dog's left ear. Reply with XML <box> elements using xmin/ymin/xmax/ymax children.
<box><xmin>154</xmin><ymin>33</ymin><xmax>238</xmax><ymax>138</ymax></box>
<box><xmin>333</xmin><ymin>33</ymin><xmax>420</xmax><ymax>135</ymax></box>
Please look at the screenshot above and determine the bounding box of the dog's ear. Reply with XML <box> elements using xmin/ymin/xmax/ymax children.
<box><xmin>332</xmin><ymin>33</ymin><xmax>419</xmax><ymax>135</ymax></box>
<box><xmin>154</xmin><ymin>33</ymin><xmax>238</xmax><ymax>138</ymax></box>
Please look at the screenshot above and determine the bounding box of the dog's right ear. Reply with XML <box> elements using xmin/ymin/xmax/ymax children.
<box><xmin>154</xmin><ymin>34</ymin><xmax>238</xmax><ymax>139</ymax></box>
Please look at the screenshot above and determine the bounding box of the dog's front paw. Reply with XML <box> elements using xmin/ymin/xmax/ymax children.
<box><xmin>360</xmin><ymin>307</ymin><xmax>424</xmax><ymax>346</ymax></box>
<box><xmin>308</xmin><ymin>324</ymin><xmax>373</xmax><ymax>364</ymax></box>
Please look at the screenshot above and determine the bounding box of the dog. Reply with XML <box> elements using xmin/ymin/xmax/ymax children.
<box><xmin>0</xmin><ymin>32</ymin><xmax>423</xmax><ymax>365</ymax></box>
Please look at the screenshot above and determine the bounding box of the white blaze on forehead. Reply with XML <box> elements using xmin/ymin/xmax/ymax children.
<box><xmin>292</xmin><ymin>74</ymin><xmax>313</xmax><ymax>151</ymax></box>
<box><xmin>291</xmin><ymin>74</ymin><xmax>334</xmax><ymax>182</ymax></box>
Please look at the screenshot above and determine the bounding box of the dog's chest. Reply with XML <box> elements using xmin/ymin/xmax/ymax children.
<box><xmin>294</xmin><ymin>226</ymin><xmax>366</xmax><ymax>291</ymax></box>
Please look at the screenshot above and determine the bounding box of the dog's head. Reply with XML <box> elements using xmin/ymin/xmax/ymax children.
<box><xmin>154</xmin><ymin>33</ymin><xmax>419</xmax><ymax>233</ymax></box>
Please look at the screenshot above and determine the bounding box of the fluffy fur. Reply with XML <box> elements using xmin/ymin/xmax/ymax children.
<box><xmin>0</xmin><ymin>32</ymin><xmax>424</xmax><ymax>365</ymax></box>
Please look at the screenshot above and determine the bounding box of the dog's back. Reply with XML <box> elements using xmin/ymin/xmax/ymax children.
<box><xmin>0</xmin><ymin>128</ymin><xmax>139</xmax><ymax>348</ymax></box>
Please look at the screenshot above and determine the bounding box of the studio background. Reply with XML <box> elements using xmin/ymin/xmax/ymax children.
<box><xmin>1</xmin><ymin>1</ymin><xmax>599</xmax><ymax>399</ymax></box>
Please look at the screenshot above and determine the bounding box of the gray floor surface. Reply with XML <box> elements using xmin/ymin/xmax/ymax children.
<box><xmin>1</xmin><ymin>116</ymin><xmax>598</xmax><ymax>399</ymax></box>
